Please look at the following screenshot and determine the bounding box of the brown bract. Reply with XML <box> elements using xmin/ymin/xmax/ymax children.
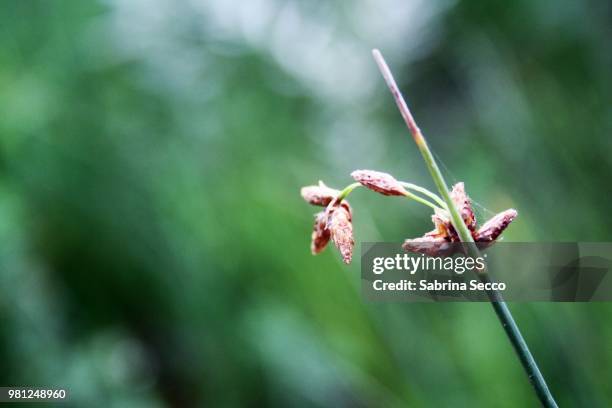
<box><xmin>450</xmin><ymin>182</ymin><xmax>476</xmax><ymax>232</ymax></box>
<box><xmin>351</xmin><ymin>169</ymin><xmax>407</xmax><ymax>196</ymax></box>
<box><xmin>302</xmin><ymin>181</ymin><xmax>355</xmax><ymax>263</ymax></box>
<box><xmin>301</xmin><ymin>181</ymin><xmax>340</xmax><ymax>206</ymax></box>
<box><xmin>476</xmin><ymin>209</ymin><xmax>518</xmax><ymax>244</ymax></box>
<box><xmin>402</xmin><ymin>235</ymin><xmax>454</xmax><ymax>257</ymax></box>
<box><xmin>403</xmin><ymin>182</ymin><xmax>517</xmax><ymax>256</ymax></box>
<box><xmin>326</xmin><ymin>202</ymin><xmax>354</xmax><ymax>264</ymax></box>
<box><xmin>311</xmin><ymin>211</ymin><xmax>331</xmax><ymax>255</ymax></box>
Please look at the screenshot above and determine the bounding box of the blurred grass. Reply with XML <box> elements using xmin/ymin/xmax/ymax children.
<box><xmin>0</xmin><ymin>0</ymin><xmax>611</xmax><ymax>406</ymax></box>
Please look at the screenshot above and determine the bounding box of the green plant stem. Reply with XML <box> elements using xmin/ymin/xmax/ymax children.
<box><xmin>336</xmin><ymin>182</ymin><xmax>362</xmax><ymax>201</ymax></box>
<box><xmin>337</xmin><ymin>182</ymin><xmax>443</xmax><ymax>212</ymax></box>
<box><xmin>401</xmin><ymin>191</ymin><xmax>441</xmax><ymax>212</ymax></box>
<box><xmin>372</xmin><ymin>48</ymin><xmax>558</xmax><ymax>408</ymax></box>
<box><xmin>400</xmin><ymin>182</ymin><xmax>447</xmax><ymax>209</ymax></box>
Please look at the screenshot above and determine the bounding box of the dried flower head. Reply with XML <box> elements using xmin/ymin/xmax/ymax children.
<box><xmin>402</xmin><ymin>235</ymin><xmax>453</xmax><ymax>257</ymax></box>
<box><xmin>428</xmin><ymin>208</ymin><xmax>457</xmax><ymax>241</ymax></box>
<box><xmin>351</xmin><ymin>169</ymin><xmax>407</xmax><ymax>196</ymax></box>
<box><xmin>301</xmin><ymin>181</ymin><xmax>340</xmax><ymax>206</ymax></box>
<box><xmin>403</xmin><ymin>182</ymin><xmax>517</xmax><ymax>255</ymax></box>
<box><xmin>450</xmin><ymin>182</ymin><xmax>476</xmax><ymax>232</ymax></box>
<box><xmin>301</xmin><ymin>181</ymin><xmax>355</xmax><ymax>263</ymax></box>
<box><xmin>326</xmin><ymin>201</ymin><xmax>354</xmax><ymax>264</ymax></box>
<box><xmin>476</xmin><ymin>209</ymin><xmax>518</xmax><ymax>244</ymax></box>
<box><xmin>311</xmin><ymin>211</ymin><xmax>331</xmax><ymax>255</ymax></box>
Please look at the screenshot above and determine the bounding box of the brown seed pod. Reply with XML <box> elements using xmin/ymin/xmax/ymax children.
<box><xmin>351</xmin><ymin>169</ymin><xmax>407</xmax><ymax>196</ymax></box>
<box><xmin>402</xmin><ymin>236</ymin><xmax>453</xmax><ymax>257</ymax></box>
<box><xmin>403</xmin><ymin>183</ymin><xmax>518</xmax><ymax>256</ymax></box>
<box><xmin>300</xmin><ymin>181</ymin><xmax>339</xmax><ymax>206</ymax></box>
<box><xmin>450</xmin><ymin>182</ymin><xmax>477</xmax><ymax>233</ymax></box>
<box><xmin>327</xmin><ymin>202</ymin><xmax>354</xmax><ymax>264</ymax></box>
<box><xmin>429</xmin><ymin>208</ymin><xmax>457</xmax><ymax>241</ymax></box>
<box><xmin>311</xmin><ymin>211</ymin><xmax>331</xmax><ymax>255</ymax></box>
<box><xmin>476</xmin><ymin>209</ymin><xmax>518</xmax><ymax>243</ymax></box>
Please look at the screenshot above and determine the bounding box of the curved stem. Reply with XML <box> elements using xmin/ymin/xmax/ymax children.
<box><xmin>336</xmin><ymin>182</ymin><xmax>361</xmax><ymax>201</ymax></box>
<box><xmin>337</xmin><ymin>182</ymin><xmax>442</xmax><ymax>212</ymax></box>
<box><xmin>373</xmin><ymin>48</ymin><xmax>558</xmax><ymax>408</ymax></box>
<box><xmin>402</xmin><ymin>191</ymin><xmax>441</xmax><ymax>212</ymax></box>
<box><xmin>400</xmin><ymin>182</ymin><xmax>447</xmax><ymax>209</ymax></box>
<box><xmin>340</xmin><ymin>183</ymin><xmax>446</xmax><ymax>211</ymax></box>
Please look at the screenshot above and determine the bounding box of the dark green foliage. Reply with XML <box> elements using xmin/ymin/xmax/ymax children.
<box><xmin>0</xmin><ymin>1</ymin><xmax>610</xmax><ymax>406</ymax></box>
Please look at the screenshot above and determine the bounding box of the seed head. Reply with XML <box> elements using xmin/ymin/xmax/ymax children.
<box><xmin>476</xmin><ymin>209</ymin><xmax>518</xmax><ymax>243</ymax></box>
<box><xmin>351</xmin><ymin>169</ymin><xmax>407</xmax><ymax>196</ymax></box>
<box><xmin>327</xmin><ymin>202</ymin><xmax>354</xmax><ymax>264</ymax></box>
<box><xmin>429</xmin><ymin>208</ymin><xmax>457</xmax><ymax>241</ymax></box>
<box><xmin>403</xmin><ymin>236</ymin><xmax>452</xmax><ymax>257</ymax></box>
<box><xmin>403</xmin><ymin>182</ymin><xmax>518</xmax><ymax>256</ymax></box>
<box><xmin>301</xmin><ymin>181</ymin><xmax>340</xmax><ymax>206</ymax></box>
<box><xmin>450</xmin><ymin>182</ymin><xmax>477</xmax><ymax>232</ymax></box>
<box><xmin>311</xmin><ymin>211</ymin><xmax>331</xmax><ymax>255</ymax></box>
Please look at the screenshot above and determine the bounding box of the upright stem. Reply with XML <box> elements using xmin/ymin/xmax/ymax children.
<box><xmin>372</xmin><ymin>49</ymin><xmax>558</xmax><ymax>408</ymax></box>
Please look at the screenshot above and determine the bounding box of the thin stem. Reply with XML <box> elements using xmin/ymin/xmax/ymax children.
<box><xmin>372</xmin><ymin>49</ymin><xmax>469</xmax><ymax>240</ymax></box>
<box><xmin>336</xmin><ymin>182</ymin><xmax>361</xmax><ymax>201</ymax></box>
<box><xmin>402</xmin><ymin>191</ymin><xmax>441</xmax><ymax>212</ymax></box>
<box><xmin>372</xmin><ymin>48</ymin><xmax>558</xmax><ymax>408</ymax></box>
<box><xmin>400</xmin><ymin>182</ymin><xmax>447</xmax><ymax>209</ymax></box>
<box><xmin>336</xmin><ymin>182</ymin><xmax>442</xmax><ymax>212</ymax></box>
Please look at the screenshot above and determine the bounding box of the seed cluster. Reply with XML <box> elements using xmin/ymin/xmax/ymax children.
<box><xmin>301</xmin><ymin>170</ymin><xmax>517</xmax><ymax>263</ymax></box>
<box><xmin>403</xmin><ymin>182</ymin><xmax>517</xmax><ymax>256</ymax></box>
<box><xmin>301</xmin><ymin>182</ymin><xmax>355</xmax><ymax>263</ymax></box>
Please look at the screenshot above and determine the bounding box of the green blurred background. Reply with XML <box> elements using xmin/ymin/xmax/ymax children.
<box><xmin>1</xmin><ymin>1</ymin><xmax>611</xmax><ymax>406</ymax></box>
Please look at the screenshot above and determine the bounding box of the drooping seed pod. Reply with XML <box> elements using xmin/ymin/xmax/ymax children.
<box><xmin>476</xmin><ymin>209</ymin><xmax>518</xmax><ymax>243</ymax></box>
<box><xmin>450</xmin><ymin>182</ymin><xmax>477</xmax><ymax>233</ymax></box>
<box><xmin>300</xmin><ymin>181</ymin><xmax>340</xmax><ymax>206</ymax></box>
<box><xmin>311</xmin><ymin>211</ymin><xmax>331</xmax><ymax>255</ymax></box>
<box><xmin>351</xmin><ymin>169</ymin><xmax>407</xmax><ymax>196</ymax></box>
<box><xmin>327</xmin><ymin>202</ymin><xmax>354</xmax><ymax>264</ymax></box>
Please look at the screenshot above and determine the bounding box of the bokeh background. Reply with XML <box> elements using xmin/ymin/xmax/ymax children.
<box><xmin>1</xmin><ymin>1</ymin><xmax>611</xmax><ymax>406</ymax></box>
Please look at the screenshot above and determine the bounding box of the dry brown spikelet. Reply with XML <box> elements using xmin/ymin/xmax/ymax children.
<box><xmin>402</xmin><ymin>235</ymin><xmax>453</xmax><ymax>257</ymax></box>
<box><xmin>450</xmin><ymin>182</ymin><xmax>477</xmax><ymax>233</ymax></box>
<box><xmin>301</xmin><ymin>181</ymin><xmax>340</xmax><ymax>206</ymax></box>
<box><xmin>476</xmin><ymin>209</ymin><xmax>518</xmax><ymax>243</ymax></box>
<box><xmin>311</xmin><ymin>211</ymin><xmax>331</xmax><ymax>255</ymax></box>
<box><xmin>351</xmin><ymin>169</ymin><xmax>407</xmax><ymax>196</ymax></box>
<box><xmin>327</xmin><ymin>202</ymin><xmax>354</xmax><ymax>264</ymax></box>
<box><xmin>403</xmin><ymin>182</ymin><xmax>517</xmax><ymax>256</ymax></box>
